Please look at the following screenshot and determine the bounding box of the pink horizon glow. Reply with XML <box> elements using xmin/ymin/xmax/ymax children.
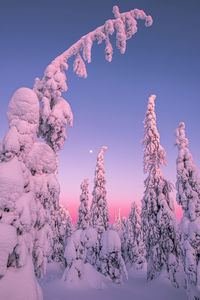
<box><xmin>60</xmin><ymin>196</ymin><xmax>183</xmax><ymax>224</ymax></box>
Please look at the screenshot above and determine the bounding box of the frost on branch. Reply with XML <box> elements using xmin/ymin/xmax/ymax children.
<box><xmin>33</xmin><ymin>6</ymin><xmax>152</xmax><ymax>151</ymax></box>
<box><xmin>73</xmin><ymin>53</ymin><xmax>87</xmax><ymax>78</ymax></box>
<box><xmin>175</xmin><ymin>122</ymin><xmax>200</xmax><ymax>299</ymax></box>
<box><xmin>141</xmin><ymin>95</ymin><xmax>181</xmax><ymax>287</ymax></box>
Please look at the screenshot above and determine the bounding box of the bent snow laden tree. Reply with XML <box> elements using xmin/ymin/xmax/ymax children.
<box><xmin>33</xmin><ymin>5</ymin><xmax>153</xmax><ymax>152</ymax></box>
<box><xmin>0</xmin><ymin>5</ymin><xmax>153</xmax><ymax>300</ymax></box>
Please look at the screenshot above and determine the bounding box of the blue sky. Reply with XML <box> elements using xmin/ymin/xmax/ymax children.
<box><xmin>1</xmin><ymin>0</ymin><xmax>200</xmax><ymax>220</ymax></box>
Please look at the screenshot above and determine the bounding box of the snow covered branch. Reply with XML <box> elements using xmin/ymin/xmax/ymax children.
<box><xmin>33</xmin><ymin>6</ymin><xmax>153</xmax><ymax>151</ymax></box>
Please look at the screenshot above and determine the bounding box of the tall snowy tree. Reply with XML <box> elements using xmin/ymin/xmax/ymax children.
<box><xmin>26</xmin><ymin>141</ymin><xmax>65</xmax><ymax>265</ymax></box>
<box><xmin>141</xmin><ymin>94</ymin><xmax>181</xmax><ymax>287</ymax></box>
<box><xmin>0</xmin><ymin>88</ymin><xmax>42</xmax><ymax>299</ymax></box>
<box><xmin>126</xmin><ymin>202</ymin><xmax>145</xmax><ymax>269</ymax></box>
<box><xmin>175</xmin><ymin>122</ymin><xmax>200</xmax><ymax>299</ymax></box>
<box><xmin>77</xmin><ymin>179</ymin><xmax>90</xmax><ymax>230</ymax></box>
<box><xmin>119</xmin><ymin>216</ymin><xmax>128</xmax><ymax>263</ymax></box>
<box><xmin>90</xmin><ymin>146</ymin><xmax>109</xmax><ymax>235</ymax></box>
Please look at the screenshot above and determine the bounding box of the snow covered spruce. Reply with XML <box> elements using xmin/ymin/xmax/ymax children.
<box><xmin>100</xmin><ymin>229</ymin><xmax>128</xmax><ymax>284</ymax></box>
<box><xmin>33</xmin><ymin>6</ymin><xmax>152</xmax><ymax>152</ymax></box>
<box><xmin>141</xmin><ymin>95</ymin><xmax>181</xmax><ymax>287</ymax></box>
<box><xmin>0</xmin><ymin>88</ymin><xmax>42</xmax><ymax>300</ymax></box>
<box><xmin>175</xmin><ymin>122</ymin><xmax>200</xmax><ymax>300</ymax></box>
<box><xmin>26</xmin><ymin>141</ymin><xmax>65</xmax><ymax>266</ymax></box>
<box><xmin>77</xmin><ymin>179</ymin><xmax>90</xmax><ymax>230</ymax></box>
<box><xmin>125</xmin><ymin>202</ymin><xmax>145</xmax><ymax>269</ymax></box>
<box><xmin>90</xmin><ymin>146</ymin><xmax>109</xmax><ymax>235</ymax></box>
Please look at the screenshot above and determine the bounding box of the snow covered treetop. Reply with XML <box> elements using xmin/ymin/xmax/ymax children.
<box><xmin>100</xmin><ymin>146</ymin><xmax>108</xmax><ymax>153</ymax></box>
<box><xmin>143</xmin><ymin>94</ymin><xmax>166</xmax><ymax>173</ymax></box>
<box><xmin>97</xmin><ymin>146</ymin><xmax>108</xmax><ymax>166</ymax></box>
<box><xmin>175</xmin><ymin>122</ymin><xmax>189</xmax><ymax>149</ymax></box>
<box><xmin>7</xmin><ymin>88</ymin><xmax>39</xmax><ymax>127</ymax></box>
<box><xmin>33</xmin><ymin>6</ymin><xmax>153</xmax><ymax>152</ymax></box>
<box><xmin>80</xmin><ymin>178</ymin><xmax>89</xmax><ymax>191</ymax></box>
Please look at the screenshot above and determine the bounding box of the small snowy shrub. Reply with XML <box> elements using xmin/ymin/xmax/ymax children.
<box><xmin>100</xmin><ymin>229</ymin><xmax>128</xmax><ymax>284</ymax></box>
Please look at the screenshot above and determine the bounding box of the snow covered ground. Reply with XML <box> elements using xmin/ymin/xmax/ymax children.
<box><xmin>40</xmin><ymin>263</ymin><xmax>187</xmax><ymax>300</ymax></box>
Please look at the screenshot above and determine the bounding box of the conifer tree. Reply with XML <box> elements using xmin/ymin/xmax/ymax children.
<box><xmin>90</xmin><ymin>146</ymin><xmax>109</xmax><ymax>235</ymax></box>
<box><xmin>33</xmin><ymin>6</ymin><xmax>153</xmax><ymax>152</ymax></box>
<box><xmin>112</xmin><ymin>209</ymin><xmax>121</xmax><ymax>231</ymax></box>
<box><xmin>65</xmin><ymin>210</ymin><xmax>73</xmax><ymax>244</ymax></box>
<box><xmin>119</xmin><ymin>216</ymin><xmax>128</xmax><ymax>263</ymax></box>
<box><xmin>141</xmin><ymin>95</ymin><xmax>181</xmax><ymax>287</ymax></box>
<box><xmin>0</xmin><ymin>88</ymin><xmax>42</xmax><ymax>299</ymax></box>
<box><xmin>77</xmin><ymin>179</ymin><xmax>90</xmax><ymax>230</ymax></box>
<box><xmin>175</xmin><ymin>122</ymin><xmax>200</xmax><ymax>299</ymax></box>
<box><xmin>100</xmin><ymin>229</ymin><xmax>128</xmax><ymax>284</ymax></box>
<box><xmin>126</xmin><ymin>202</ymin><xmax>145</xmax><ymax>268</ymax></box>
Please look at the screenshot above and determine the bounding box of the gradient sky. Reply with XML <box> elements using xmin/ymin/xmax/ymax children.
<box><xmin>0</xmin><ymin>0</ymin><xmax>200</xmax><ymax>222</ymax></box>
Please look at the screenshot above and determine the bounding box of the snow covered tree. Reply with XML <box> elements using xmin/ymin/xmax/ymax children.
<box><xmin>0</xmin><ymin>88</ymin><xmax>42</xmax><ymax>299</ymax></box>
<box><xmin>100</xmin><ymin>229</ymin><xmax>128</xmax><ymax>284</ymax></box>
<box><xmin>33</xmin><ymin>6</ymin><xmax>152</xmax><ymax>152</ymax></box>
<box><xmin>126</xmin><ymin>202</ymin><xmax>145</xmax><ymax>269</ymax></box>
<box><xmin>175</xmin><ymin>122</ymin><xmax>200</xmax><ymax>299</ymax></box>
<box><xmin>62</xmin><ymin>229</ymin><xmax>85</xmax><ymax>284</ymax></box>
<box><xmin>59</xmin><ymin>205</ymin><xmax>69</xmax><ymax>226</ymax></box>
<box><xmin>26</xmin><ymin>141</ymin><xmax>65</xmax><ymax>266</ymax></box>
<box><xmin>90</xmin><ymin>146</ymin><xmax>109</xmax><ymax>235</ymax></box>
<box><xmin>77</xmin><ymin>179</ymin><xmax>90</xmax><ymax>230</ymax></box>
<box><xmin>118</xmin><ymin>216</ymin><xmax>128</xmax><ymax>263</ymax></box>
<box><xmin>112</xmin><ymin>209</ymin><xmax>121</xmax><ymax>231</ymax></box>
<box><xmin>80</xmin><ymin>227</ymin><xmax>99</xmax><ymax>268</ymax></box>
<box><xmin>141</xmin><ymin>94</ymin><xmax>181</xmax><ymax>287</ymax></box>
<box><xmin>65</xmin><ymin>209</ymin><xmax>73</xmax><ymax>244</ymax></box>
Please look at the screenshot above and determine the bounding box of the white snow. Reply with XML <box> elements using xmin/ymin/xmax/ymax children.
<box><xmin>26</xmin><ymin>142</ymin><xmax>57</xmax><ymax>174</ymax></box>
<box><xmin>63</xmin><ymin>260</ymin><xmax>107</xmax><ymax>289</ymax></box>
<box><xmin>40</xmin><ymin>263</ymin><xmax>187</xmax><ymax>300</ymax></box>
<box><xmin>0</xmin><ymin>255</ymin><xmax>43</xmax><ymax>300</ymax></box>
<box><xmin>7</xmin><ymin>87</ymin><xmax>39</xmax><ymax>126</ymax></box>
<box><xmin>0</xmin><ymin>157</ymin><xmax>25</xmax><ymax>209</ymax></box>
<box><xmin>101</xmin><ymin>230</ymin><xmax>121</xmax><ymax>255</ymax></box>
<box><xmin>0</xmin><ymin>223</ymin><xmax>17</xmax><ymax>277</ymax></box>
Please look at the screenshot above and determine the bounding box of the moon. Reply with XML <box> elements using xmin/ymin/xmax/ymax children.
<box><xmin>89</xmin><ymin>149</ymin><xmax>93</xmax><ymax>154</ymax></box>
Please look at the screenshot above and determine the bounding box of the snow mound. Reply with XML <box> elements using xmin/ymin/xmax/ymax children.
<box><xmin>0</xmin><ymin>157</ymin><xmax>25</xmax><ymax>209</ymax></box>
<box><xmin>26</xmin><ymin>142</ymin><xmax>57</xmax><ymax>174</ymax></box>
<box><xmin>0</xmin><ymin>223</ymin><xmax>17</xmax><ymax>277</ymax></box>
<box><xmin>7</xmin><ymin>88</ymin><xmax>39</xmax><ymax>125</ymax></box>
<box><xmin>63</xmin><ymin>260</ymin><xmax>107</xmax><ymax>289</ymax></box>
<box><xmin>0</xmin><ymin>255</ymin><xmax>43</xmax><ymax>300</ymax></box>
<box><xmin>101</xmin><ymin>230</ymin><xmax>121</xmax><ymax>255</ymax></box>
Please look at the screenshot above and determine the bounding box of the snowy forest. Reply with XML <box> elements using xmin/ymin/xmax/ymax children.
<box><xmin>0</xmin><ymin>3</ymin><xmax>200</xmax><ymax>300</ymax></box>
